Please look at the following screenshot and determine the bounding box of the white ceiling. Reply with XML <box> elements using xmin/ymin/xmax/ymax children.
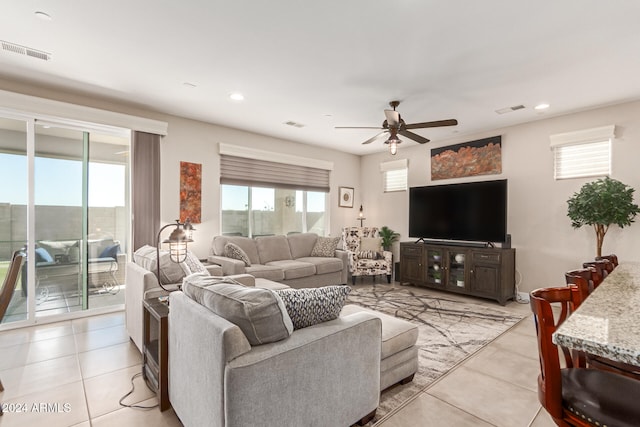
<box><xmin>1</xmin><ymin>1</ymin><xmax>640</xmax><ymax>155</ymax></box>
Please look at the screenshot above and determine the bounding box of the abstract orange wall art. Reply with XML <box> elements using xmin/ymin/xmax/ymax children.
<box><xmin>431</xmin><ymin>136</ymin><xmax>502</xmax><ymax>180</ymax></box>
<box><xmin>180</xmin><ymin>161</ymin><xmax>202</xmax><ymax>223</ymax></box>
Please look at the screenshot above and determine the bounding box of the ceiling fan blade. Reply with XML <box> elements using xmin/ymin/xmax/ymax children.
<box><xmin>362</xmin><ymin>131</ymin><xmax>389</xmax><ymax>145</ymax></box>
<box><xmin>335</xmin><ymin>126</ymin><xmax>383</xmax><ymax>129</ymax></box>
<box><xmin>399</xmin><ymin>130</ymin><xmax>430</xmax><ymax>144</ymax></box>
<box><xmin>384</xmin><ymin>109</ymin><xmax>400</xmax><ymax>126</ymax></box>
<box><xmin>405</xmin><ymin>119</ymin><xmax>458</xmax><ymax>130</ymax></box>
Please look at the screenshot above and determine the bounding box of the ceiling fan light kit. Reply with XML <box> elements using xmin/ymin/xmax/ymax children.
<box><xmin>336</xmin><ymin>101</ymin><xmax>458</xmax><ymax>155</ymax></box>
<box><xmin>385</xmin><ymin>136</ymin><xmax>401</xmax><ymax>155</ymax></box>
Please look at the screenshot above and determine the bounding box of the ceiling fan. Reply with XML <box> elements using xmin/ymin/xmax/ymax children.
<box><xmin>336</xmin><ymin>101</ymin><xmax>458</xmax><ymax>155</ymax></box>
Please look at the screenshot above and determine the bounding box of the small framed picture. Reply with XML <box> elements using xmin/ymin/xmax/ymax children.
<box><xmin>339</xmin><ymin>187</ymin><xmax>354</xmax><ymax>208</ymax></box>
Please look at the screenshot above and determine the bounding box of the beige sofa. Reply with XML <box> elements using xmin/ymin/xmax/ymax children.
<box><xmin>207</xmin><ymin>233</ymin><xmax>348</xmax><ymax>288</ymax></box>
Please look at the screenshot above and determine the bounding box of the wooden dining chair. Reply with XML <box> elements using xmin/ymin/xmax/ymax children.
<box><xmin>596</xmin><ymin>254</ymin><xmax>619</xmax><ymax>268</ymax></box>
<box><xmin>531</xmin><ymin>286</ymin><xmax>640</xmax><ymax>427</ymax></box>
<box><xmin>564</xmin><ymin>270</ymin><xmax>594</xmax><ymax>301</ymax></box>
<box><xmin>0</xmin><ymin>250</ymin><xmax>26</xmax><ymax>416</ymax></box>
<box><xmin>582</xmin><ymin>259</ymin><xmax>612</xmax><ymax>280</ymax></box>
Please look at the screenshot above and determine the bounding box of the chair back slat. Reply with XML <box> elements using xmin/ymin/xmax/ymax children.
<box><xmin>0</xmin><ymin>250</ymin><xmax>26</xmax><ymax>322</ymax></box>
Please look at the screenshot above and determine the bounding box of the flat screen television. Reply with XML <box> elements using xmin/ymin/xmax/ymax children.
<box><xmin>409</xmin><ymin>179</ymin><xmax>507</xmax><ymax>243</ymax></box>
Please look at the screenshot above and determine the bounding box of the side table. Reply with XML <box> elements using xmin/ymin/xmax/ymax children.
<box><xmin>143</xmin><ymin>298</ymin><xmax>170</xmax><ymax>411</ymax></box>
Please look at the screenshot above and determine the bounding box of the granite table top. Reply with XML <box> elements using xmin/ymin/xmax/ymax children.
<box><xmin>553</xmin><ymin>262</ymin><xmax>640</xmax><ymax>366</ymax></box>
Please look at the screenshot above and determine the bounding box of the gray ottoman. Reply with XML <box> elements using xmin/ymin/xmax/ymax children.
<box><xmin>341</xmin><ymin>304</ymin><xmax>419</xmax><ymax>391</ymax></box>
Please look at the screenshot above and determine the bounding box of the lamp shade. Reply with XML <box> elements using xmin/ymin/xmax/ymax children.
<box><xmin>164</xmin><ymin>226</ymin><xmax>193</xmax><ymax>263</ymax></box>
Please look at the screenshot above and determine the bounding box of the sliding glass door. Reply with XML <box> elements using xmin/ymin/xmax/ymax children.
<box><xmin>0</xmin><ymin>115</ymin><xmax>130</xmax><ymax>327</ymax></box>
<box><xmin>0</xmin><ymin>117</ymin><xmax>29</xmax><ymax>324</ymax></box>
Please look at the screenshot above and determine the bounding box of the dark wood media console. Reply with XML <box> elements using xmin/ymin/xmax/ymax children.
<box><xmin>399</xmin><ymin>241</ymin><xmax>516</xmax><ymax>305</ymax></box>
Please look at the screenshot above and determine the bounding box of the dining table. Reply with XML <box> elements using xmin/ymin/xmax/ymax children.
<box><xmin>553</xmin><ymin>262</ymin><xmax>640</xmax><ymax>367</ymax></box>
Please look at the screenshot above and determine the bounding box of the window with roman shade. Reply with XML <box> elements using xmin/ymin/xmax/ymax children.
<box><xmin>381</xmin><ymin>158</ymin><xmax>408</xmax><ymax>192</ymax></box>
<box><xmin>219</xmin><ymin>144</ymin><xmax>332</xmax><ymax>192</ymax></box>
<box><xmin>218</xmin><ymin>144</ymin><xmax>333</xmax><ymax>237</ymax></box>
<box><xmin>550</xmin><ymin>125</ymin><xmax>614</xmax><ymax>180</ymax></box>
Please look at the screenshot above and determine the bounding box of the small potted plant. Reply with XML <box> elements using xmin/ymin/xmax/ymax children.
<box><xmin>567</xmin><ymin>176</ymin><xmax>639</xmax><ymax>257</ymax></box>
<box><xmin>379</xmin><ymin>226</ymin><xmax>400</xmax><ymax>251</ymax></box>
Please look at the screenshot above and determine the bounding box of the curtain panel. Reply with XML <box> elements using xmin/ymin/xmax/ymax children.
<box><xmin>132</xmin><ymin>131</ymin><xmax>161</xmax><ymax>250</ymax></box>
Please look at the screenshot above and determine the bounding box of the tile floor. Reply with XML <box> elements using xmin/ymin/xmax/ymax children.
<box><xmin>0</xmin><ymin>282</ymin><xmax>555</xmax><ymax>427</ymax></box>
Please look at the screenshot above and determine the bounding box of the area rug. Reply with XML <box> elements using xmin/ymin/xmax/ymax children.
<box><xmin>346</xmin><ymin>285</ymin><xmax>525</xmax><ymax>425</ymax></box>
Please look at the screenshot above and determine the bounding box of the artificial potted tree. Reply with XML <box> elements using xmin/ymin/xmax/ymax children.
<box><xmin>379</xmin><ymin>226</ymin><xmax>400</xmax><ymax>251</ymax></box>
<box><xmin>567</xmin><ymin>176</ymin><xmax>639</xmax><ymax>257</ymax></box>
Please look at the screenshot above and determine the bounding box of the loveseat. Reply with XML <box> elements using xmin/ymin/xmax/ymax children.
<box><xmin>207</xmin><ymin>233</ymin><xmax>348</xmax><ymax>288</ymax></box>
<box><xmin>168</xmin><ymin>277</ymin><xmax>381</xmax><ymax>427</ymax></box>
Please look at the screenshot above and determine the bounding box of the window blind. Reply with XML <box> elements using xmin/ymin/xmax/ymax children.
<box><xmin>554</xmin><ymin>140</ymin><xmax>611</xmax><ymax>180</ymax></box>
<box><xmin>550</xmin><ymin>125</ymin><xmax>614</xmax><ymax>180</ymax></box>
<box><xmin>380</xmin><ymin>158</ymin><xmax>408</xmax><ymax>192</ymax></box>
<box><xmin>220</xmin><ymin>155</ymin><xmax>330</xmax><ymax>192</ymax></box>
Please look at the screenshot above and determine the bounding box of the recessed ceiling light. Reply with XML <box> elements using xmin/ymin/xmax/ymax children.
<box><xmin>230</xmin><ymin>93</ymin><xmax>244</xmax><ymax>101</ymax></box>
<box><xmin>534</xmin><ymin>103</ymin><xmax>550</xmax><ymax>110</ymax></box>
<box><xmin>35</xmin><ymin>11</ymin><xmax>52</xmax><ymax>21</ymax></box>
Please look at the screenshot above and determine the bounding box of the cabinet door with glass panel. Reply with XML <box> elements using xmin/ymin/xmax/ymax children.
<box><xmin>426</xmin><ymin>248</ymin><xmax>445</xmax><ymax>288</ymax></box>
<box><xmin>445</xmin><ymin>249</ymin><xmax>469</xmax><ymax>291</ymax></box>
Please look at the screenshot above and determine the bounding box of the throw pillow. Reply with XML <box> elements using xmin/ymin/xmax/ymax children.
<box><xmin>224</xmin><ymin>242</ymin><xmax>251</xmax><ymax>266</ymax></box>
<box><xmin>182</xmin><ymin>276</ymin><xmax>293</xmax><ymax>345</ymax></box>
<box><xmin>99</xmin><ymin>243</ymin><xmax>121</xmax><ymax>260</ymax></box>
<box><xmin>133</xmin><ymin>245</ymin><xmax>186</xmax><ymax>284</ymax></box>
<box><xmin>360</xmin><ymin>237</ymin><xmax>382</xmax><ymax>252</ymax></box>
<box><xmin>179</xmin><ymin>250</ymin><xmax>211</xmax><ymax>276</ymax></box>
<box><xmin>35</xmin><ymin>247</ymin><xmax>54</xmax><ymax>263</ymax></box>
<box><xmin>310</xmin><ymin>236</ymin><xmax>340</xmax><ymax>257</ymax></box>
<box><xmin>274</xmin><ymin>285</ymin><xmax>351</xmax><ymax>330</ymax></box>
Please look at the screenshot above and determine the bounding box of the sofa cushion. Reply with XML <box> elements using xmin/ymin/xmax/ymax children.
<box><xmin>274</xmin><ymin>286</ymin><xmax>351</xmax><ymax>330</ymax></box>
<box><xmin>224</xmin><ymin>242</ymin><xmax>251</xmax><ymax>266</ymax></box>
<box><xmin>245</xmin><ymin>265</ymin><xmax>286</xmax><ymax>282</ymax></box>
<box><xmin>212</xmin><ymin>236</ymin><xmax>261</xmax><ymax>265</ymax></box>
<box><xmin>341</xmin><ymin>304</ymin><xmax>419</xmax><ymax>359</ymax></box>
<box><xmin>287</xmin><ymin>233</ymin><xmax>318</xmax><ymax>259</ymax></box>
<box><xmin>296</xmin><ymin>256</ymin><xmax>344</xmax><ymax>275</ymax></box>
<box><xmin>266</xmin><ymin>260</ymin><xmax>316</xmax><ymax>280</ymax></box>
<box><xmin>311</xmin><ymin>236</ymin><xmax>340</xmax><ymax>257</ymax></box>
<box><xmin>182</xmin><ymin>273</ymin><xmax>294</xmax><ymax>345</ymax></box>
<box><xmin>255</xmin><ymin>235</ymin><xmax>292</xmax><ymax>264</ymax></box>
<box><xmin>133</xmin><ymin>245</ymin><xmax>186</xmax><ymax>284</ymax></box>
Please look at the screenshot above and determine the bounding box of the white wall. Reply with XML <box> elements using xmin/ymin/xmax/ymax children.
<box><xmin>360</xmin><ymin>100</ymin><xmax>640</xmax><ymax>293</ymax></box>
<box><xmin>158</xmin><ymin>116</ymin><xmax>361</xmax><ymax>255</ymax></box>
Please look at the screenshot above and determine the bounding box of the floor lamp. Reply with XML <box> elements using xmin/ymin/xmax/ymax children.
<box><xmin>156</xmin><ymin>219</ymin><xmax>194</xmax><ymax>292</ymax></box>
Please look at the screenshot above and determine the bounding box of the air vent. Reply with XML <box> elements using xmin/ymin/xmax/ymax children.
<box><xmin>495</xmin><ymin>104</ymin><xmax>525</xmax><ymax>114</ymax></box>
<box><xmin>1</xmin><ymin>40</ymin><xmax>51</xmax><ymax>61</ymax></box>
<box><xmin>284</xmin><ymin>121</ymin><xmax>305</xmax><ymax>128</ymax></box>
